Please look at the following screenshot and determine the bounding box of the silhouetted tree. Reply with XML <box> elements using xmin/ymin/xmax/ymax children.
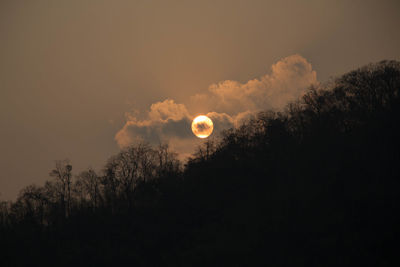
<box><xmin>49</xmin><ymin>159</ymin><xmax>73</xmax><ymax>218</ymax></box>
<box><xmin>1</xmin><ymin>60</ymin><xmax>399</xmax><ymax>267</ymax></box>
<box><xmin>75</xmin><ymin>168</ymin><xmax>101</xmax><ymax>210</ymax></box>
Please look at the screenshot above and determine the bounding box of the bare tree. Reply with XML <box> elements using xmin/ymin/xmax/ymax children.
<box><xmin>76</xmin><ymin>168</ymin><xmax>101</xmax><ymax>210</ymax></box>
<box><xmin>193</xmin><ymin>139</ymin><xmax>216</xmax><ymax>162</ymax></box>
<box><xmin>156</xmin><ymin>143</ymin><xmax>180</xmax><ymax>176</ymax></box>
<box><xmin>18</xmin><ymin>184</ymin><xmax>48</xmax><ymax>225</ymax></box>
<box><xmin>49</xmin><ymin>159</ymin><xmax>72</xmax><ymax>218</ymax></box>
<box><xmin>0</xmin><ymin>200</ymin><xmax>10</xmax><ymax>227</ymax></box>
<box><xmin>102</xmin><ymin>143</ymin><xmax>158</xmax><ymax>209</ymax></box>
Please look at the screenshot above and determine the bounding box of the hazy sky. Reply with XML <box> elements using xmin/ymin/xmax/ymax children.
<box><xmin>1</xmin><ymin>0</ymin><xmax>399</xmax><ymax>200</ymax></box>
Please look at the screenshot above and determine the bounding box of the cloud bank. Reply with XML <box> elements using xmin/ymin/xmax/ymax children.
<box><xmin>115</xmin><ymin>55</ymin><xmax>318</xmax><ymax>157</ymax></box>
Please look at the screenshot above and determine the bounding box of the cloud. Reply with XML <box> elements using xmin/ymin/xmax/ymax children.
<box><xmin>148</xmin><ymin>99</ymin><xmax>190</xmax><ymax>122</ymax></box>
<box><xmin>115</xmin><ymin>99</ymin><xmax>193</xmax><ymax>147</ymax></box>
<box><xmin>115</xmin><ymin>55</ymin><xmax>318</xmax><ymax>157</ymax></box>
<box><xmin>191</xmin><ymin>54</ymin><xmax>317</xmax><ymax>115</ymax></box>
<box><xmin>114</xmin><ymin>100</ymin><xmax>237</xmax><ymax>158</ymax></box>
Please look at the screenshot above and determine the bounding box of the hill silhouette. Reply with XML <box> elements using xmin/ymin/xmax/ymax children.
<box><xmin>1</xmin><ymin>60</ymin><xmax>399</xmax><ymax>266</ymax></box>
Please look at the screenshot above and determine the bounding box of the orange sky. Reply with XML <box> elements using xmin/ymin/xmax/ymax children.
<box><xmin>1</xmin><ymin>0</ymin><xmax>400</xmax><ymax>200</ymax></box>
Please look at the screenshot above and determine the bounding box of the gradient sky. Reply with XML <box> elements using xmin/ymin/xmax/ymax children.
<box><xmin>1</xmin><ymin>0</ymin><xmax>400</xmax><ymax>200</ymax></box>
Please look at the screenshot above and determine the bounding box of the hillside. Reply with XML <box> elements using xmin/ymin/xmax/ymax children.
<box><xmin>1</xmin><ymin>60</ymin><xmax>400</xmax><ymax>266</ymax></box>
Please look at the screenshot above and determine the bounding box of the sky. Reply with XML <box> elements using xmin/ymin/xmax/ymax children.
<box><xmin>1</xmin><ymin>0</ymin><xmax>400</xmax><ymax>200</ymax></box>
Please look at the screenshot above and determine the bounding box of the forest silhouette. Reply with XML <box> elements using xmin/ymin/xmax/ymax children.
<box><xmin>1</xmin><ymin>60</ymin><xmax>399</xmax><ymax>266</ymax></box>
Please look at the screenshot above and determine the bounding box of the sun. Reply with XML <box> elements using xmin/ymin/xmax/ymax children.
<box><xmin>191</xmin><ymin>115</ymin><xmax>213</xmax><ymax>138</ymax></box>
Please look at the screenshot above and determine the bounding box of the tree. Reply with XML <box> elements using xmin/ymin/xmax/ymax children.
<box><xmin>49</xmin><ymin>160</ymin><xmax>73</xmax><ymax>218</ymax></box>
<box><xmin>156</xmin><ymin>143</ymin><xmax>180</xmax><ymax>177</ymax></box>
<box><xmin>0</xmin><ymin>200</ymin><xmax>10</xmax><ymax>227</ymax></box>
<box><xmin>75</xmin><ymin>168</ymin><xmax>101</xmax><ymax>210</ymax></box>
<box><xmin>17</xmin><ymin>184</ymin><xmax>48</xmax><ymax>225</ymax></box>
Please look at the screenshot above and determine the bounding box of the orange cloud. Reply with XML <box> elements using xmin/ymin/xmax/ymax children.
<box><xmin>115</xmin><ymin>55</ymin><xmax>318</xmax><ymax>158</ymax></box>
<box><xmin>191</xmin><ymin>54</ymin><xmax>317</xmax><ymax>114</ymax></box>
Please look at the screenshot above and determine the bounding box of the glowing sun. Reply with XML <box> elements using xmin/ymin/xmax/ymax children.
<box><xmin>191</xmin><ymin>115</ymin><xmax>213</xmax><ymax>138</ymax></box>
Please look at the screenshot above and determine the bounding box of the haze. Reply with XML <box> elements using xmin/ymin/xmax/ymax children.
<box><xmin>1</xmin><ymin>0</ymin><xmax>399</xmax><ymax>200</ymax></box>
